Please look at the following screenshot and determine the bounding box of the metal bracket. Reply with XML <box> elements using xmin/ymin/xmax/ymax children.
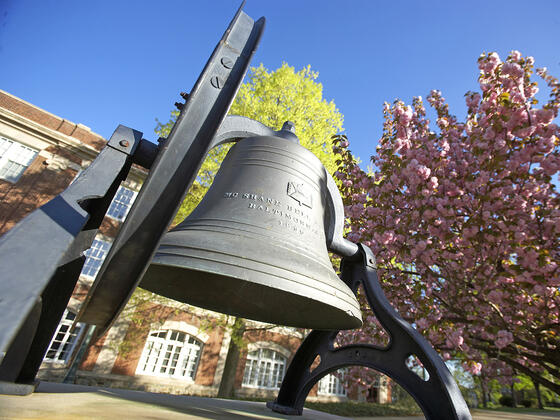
<box><xmin>268</xmin><ymin>243</ymin><xmax>471</xmax><ymax>420</ymax></box>
<box><xmin>77</xmin><ymin>4</ymin><xmax>265</xmax><ymax>336</ymax></box>
<box><xmin>0</xmin><ymin>125</ymin><xmax>142</xmax><ymax>389</ymax></box>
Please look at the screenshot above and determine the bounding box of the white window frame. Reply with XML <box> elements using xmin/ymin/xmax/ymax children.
<box><xmin>242</xmin><ymin>348</ymin><xmax>287</xmax><ymax>390</ymax></box>
<box><xmin>136</xmin><ymin>329</ymin><xmax>203</xmax><ymax>381</ymax></box>
<box><xmin>81</xmin><ymin>238</ymin><xmax>111</xmax><ymax>279</ymax></box>
<box><xmin>44</xmin><ymin>309</ymin><xmax>85</xmax><ymax>364</ymax></box>
<box><xmin>0</xmin><ymin>136</ymin><xmax>38</xmax><ymax>183</ymax></box>
<box><xmin>106</xmin><ymin>185</ymin><xmax>137</xmax><ymax>221</ymax></box>
<box><xmin>317</xmin><ymin>369</ymin><xmax>347</xmax><ymax>396</ymax></box>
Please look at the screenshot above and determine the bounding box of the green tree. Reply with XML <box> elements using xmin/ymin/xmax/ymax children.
<box><xmin>155</xmin><ymin>63</ymin><xmax>344</xmax><ymax>222</ymax></box>
<box><xmin>152</xmin><ymin>62</ymin><xmax>345</xmax><ymax>397</ymax></box>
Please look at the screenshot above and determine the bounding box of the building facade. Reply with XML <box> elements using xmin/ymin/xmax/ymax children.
<box><xmin>0</xmin><ymin>89</ymin><xmax>390</xmax><ymax>403</ymax></box>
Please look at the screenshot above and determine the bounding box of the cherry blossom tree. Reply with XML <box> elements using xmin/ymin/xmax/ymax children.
<box><xmin>333</xmin><ymin>51</ymin><xmax>560</xmax><ymax>394</ymax></box>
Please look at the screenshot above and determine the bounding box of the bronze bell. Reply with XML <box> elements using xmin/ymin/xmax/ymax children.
<box><xmin>140</xmin><ymin>133</ymin><xmax>362</xmax><ymax>330</ymax></box>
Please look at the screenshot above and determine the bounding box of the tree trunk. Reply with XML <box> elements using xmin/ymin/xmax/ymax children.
<box><xmin>532</xmin><ymin>378</ymin><xmax>544</xmax><ymax>409</ymax></box>
<box><xmin>510</xmin><ymin>382</ymin><xmax>517</xmax><ymax>407</ymax></box>
<box><xmin>217</xmin><ymin>317</ymin><xmax>246</xmax><ymax>398</ymax></box>
<box><xmin>481</xmin><ymin>377</ymin><xmax>488</xmax><ymax>408</ymax></box>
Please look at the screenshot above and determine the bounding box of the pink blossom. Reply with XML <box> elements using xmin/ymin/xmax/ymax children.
<box><xmin>465</xmin><ymin>92</ymin><xmax>481</xmax><ymax>109</ymax></box>
<box><xmin>380</xmin><ymin>231</ymin><xmax>395</xmax><ymax>245</ymax></box>
<box><xmin>446</xmin><ymin>331</ymin><xmax>464</xmax><ymax>348</ymax></box>
<box><xmin>510</xmin><ymin>50</ymin><xmax>522</xmax><ymax>61</ymax></box>
<box><xmin>495</xmin><ymin>330</ymin><xmax>514</xmax><ymax>349</ymax></box>
<box><xmin>479</xmin><ymin>52</ymin><xmax>501</xmax><ymax>73</ymax></box>
<box><xmin>334</xmin><ymin>51</ymin><xmax>560</xmax><ymax>388</ymax></box>
<box><xmin>502</xmin><ymin>62</ymin><xmax>524</xmax><ymax>78</ymax></box>
<box><xmin>464</xmin><ymin>361</ymin><xmax>482</xmax><ymax>375</ymax></box>
<box><xmin>536</xmin><ymin>108</ymin><xmax>555</xmax><ymax>124</ymax></box>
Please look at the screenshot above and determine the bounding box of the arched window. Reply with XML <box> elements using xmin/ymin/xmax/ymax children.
<box><xmin>0</xmin><ymin>136</ymin><xmax>38</xmax><ymax>183</ymax></box>
<box><xmin>44</xmin><ymin>309</ymin><xmax>85</xmax><ymax>364</ymax></box>
<box><xmin>317</xmin><ymin>369</ymin><xmax>347</xmax><ymax>396</ymax></box>
<box><xmin>242</xmin><ymin>348</ymin><xmax>287</xmax><ymax>389</ymax></box>
<box><xmin>107</xmin><ymin>186</ymin><xmax>137</xmax><ymax>221</ymax></box>
<box><xmin>136</xmin><ymin>329</ymin><xmax>203</xmax><ymax>380</ymax></box>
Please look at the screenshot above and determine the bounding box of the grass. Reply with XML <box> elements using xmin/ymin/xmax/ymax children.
<box><xmin>303</xmin><ymin>401</ymin><xmax>421</xmax><ymax>417</ymax></box>
<box><xmin>228</xmin><ymin>396</ymin><xmax>422</xmax><ymax>417</ymax></box>
<box><xmin>475</xmin><ymin>406</ymin><xmax>560</xmax><ymax>413</ymax></box>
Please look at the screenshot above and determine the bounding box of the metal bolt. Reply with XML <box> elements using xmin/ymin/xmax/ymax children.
<box><xmin>119</xmin><ymin>140</ymin><xmax>130</xmax><ymax>148</ymax></box>
<box><xmin>282</xmin><ymin>121</ymin><xmax>296</xmax><ymax>133</ymax></box>
<box><xmin>211</xmin><ymin>76</ymin><xmax>224</xmax><ymax>89</ymax></box>
<box><xmin>175</xmin><ymin>102</ymin><xmax>184</xmax><ymax>111</ymax></box>
<box><xmin>221</xmin><ymin>56</ymin><xmax>234</xmax><ymax>69</ymax></box>
<box><xmin>180</xmin><ymin>91</ymin><xmax>189</xmax><ymax>100</ymax></box>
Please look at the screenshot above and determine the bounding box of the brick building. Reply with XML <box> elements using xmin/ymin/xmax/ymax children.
<box><xmin>0</xmin><ymin>89</ymin><xmax>390</xmax><ymax>403</ymax></box>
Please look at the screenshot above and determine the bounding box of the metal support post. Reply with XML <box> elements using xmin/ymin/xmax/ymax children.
<box><xmin>268</xmin><ymin>244</ymin><xmax>471</xmax><ymax>420</ymax></box>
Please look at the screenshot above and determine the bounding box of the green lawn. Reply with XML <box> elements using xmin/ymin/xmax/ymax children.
<box><xmin>303</xmin><ymin>401</ymin><xmax>422</xmax><ymax>417</ymax></box>
<box><xmin>474</xmin><ymin>406</ymin><xmax>560</xmax><ymax>413</ymax></box>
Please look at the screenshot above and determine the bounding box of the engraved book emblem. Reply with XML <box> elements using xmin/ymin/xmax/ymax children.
<box><xmin>287</xmin><ymin>181</ymin><xmax>312</xmax><ymax>208</ymax></box>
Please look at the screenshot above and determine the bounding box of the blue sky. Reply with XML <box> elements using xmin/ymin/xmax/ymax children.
<box><xmin>1</xmin><ymin>0</ymin><xmax>559</xmax><ymax>166</ymax></box>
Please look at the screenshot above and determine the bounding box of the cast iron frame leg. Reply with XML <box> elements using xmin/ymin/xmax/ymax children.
<box><xmin>267</xmin><ymin>244</ymin><xmax>471</xmax><ymax>420</ymax></box>
<box><xmin>0</xmin><ymin>126</ymin><xmax>143</xmax><ymax>393</ymax></box>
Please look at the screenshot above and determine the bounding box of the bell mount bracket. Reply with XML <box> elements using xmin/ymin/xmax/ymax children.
<box><xmin>267</xmin><ymin>243</ymin><xmax>471</xmax><ymax>420</ymax></box>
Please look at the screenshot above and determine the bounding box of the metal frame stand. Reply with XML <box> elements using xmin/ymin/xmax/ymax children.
<box><xmin>0</xmin><ymin>5</ymin><xmax>471</xmax><ymax>419</ymax></box>
<box><xmin>0</xmin><ymin>3</ymin><xmax>265</xmax><ymax>394</ymax></box>
<box><xmin>268</xmin><ymin>244</ymin><xmax>471</xmax><ymax>420</ymax></box>
<box><xmin>0</xmin><ymin>126</ymin><xmax>144</xmax><ymax>394</ymax></box>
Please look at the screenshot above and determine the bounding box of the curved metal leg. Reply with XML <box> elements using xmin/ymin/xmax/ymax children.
<box><xmin>267</xmin><ymin>244</ymin><xmax>471</xmax><ymax>420</ymax></box>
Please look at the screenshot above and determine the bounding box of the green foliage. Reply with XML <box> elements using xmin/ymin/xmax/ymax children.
<box><xmin>303</xmin><ymin>400</ymin><xmax>421</xmax><ymax>417</ymax></box>
<box><xmin>521</xmin><ymin>399</ymin><xmax>532</xmax><ymax>408</ymax></box>
<box><xmin>155</xmin><ymin>63</ymin><xmax>345</xmax><ymax>224</ymax></box>
<box><xmin>230</xmin><ymin>63</ymin><xmax>343</xmax><ymax>175</ymax></box>
<box><xmin>499</xmin><ymin>395</ymin><xmax>515</xmax><ymax>407</ymax></box>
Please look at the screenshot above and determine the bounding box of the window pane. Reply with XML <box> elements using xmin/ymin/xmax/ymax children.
<box><xmin>0</xmin><ymin>137</ymin><xmax>38</xmax><ymax>183</ymax></box>
<box><xmin>43</xmin><ymin>309</ymin><xmax>85</xmax><ymax>364</ymax></box>
<box><xmin>317</xmin><ymin>369</ymin><xmax>347</xmax><ymax>396</ymax></box>
<box><xmin>81</xmin><ymin>239</ymin><xmax>111</xmax><ymax>278</ymax></box>
<box><xmin>136</xmin><ymin>329</ymin><xmax>202</xmax><ymax>381</ymax></box>
<box><xmin>242</xmin><ymin>348</ymin><xmax>287</xmax><ymax>389</ymax></box>
<box><xmin>107</xmin><ymin>186</ymin><xmax>137</xmax><ymax>221</ymax></box>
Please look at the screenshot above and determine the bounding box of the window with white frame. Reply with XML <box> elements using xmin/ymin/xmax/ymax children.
<box><xmin>318</xmin><ymin>368</ymin><xmax>347</xmax><ymax>396</ymax></box>
<box><xmin>136</xmin><ymin>329</ymin><xmax>203</xmax><ymax>380</ymax></box>
<box><xmin>81</xmin><ymin>239</ymin><xmax>111</xmax><ymax>278</ymax></box>
<box><xmin>44</xmin><ymin>309</ymin><xmax>85</xmax><ymax>364</ymax></box>
<box><xmin>242</xmin><ymin>348</ymin><xmax>287</xmax><ymax>389</ymax></box>
<box><xmin>107</xmin><ymin>186</ymin><xmax>137</xmax><ymax>221</ymax></box>
<box><xmin>0</xmin><ymin>136</ymin><xmax>38</xmax><ymax>183</ymax></box>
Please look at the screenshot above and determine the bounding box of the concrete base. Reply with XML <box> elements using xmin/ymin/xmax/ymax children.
<box><xmin>0</xmin><ymin>380</ymin><xmax>37</xmax><ymax>396</ymax></box>
<box><xmin>0</xmin><ymin>381</ymin><xmax>351</xmax><ymax>420</ymax></box>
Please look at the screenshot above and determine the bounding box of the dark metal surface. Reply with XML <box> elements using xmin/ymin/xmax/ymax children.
<box><xmin>0</xmin><ymin>126</ymin><xmax>142</xmax><ymax>393</ymax></box>
<box><xmin>324</xmin><ymin>172</ymin><xmax>359</xmax><ymax>258</ymax></box>
<box><xmin>78</xmin><ymin>5</ymin><xmax>265</xmax><ymax>335</ymax></box>
<box><xmin>268</xmin><ymin>244</ymin><xmax>471</xmax><ymax>420</ymax></box>
<box><xmin>212</xmin><ymin>117</ymin><xmax>300</xmax><ymax>147</ymax></box>
<box><xmin>0</xmin><ymin>126</ymin><xmax>142</xmax><ymax>368</ymax></box>
<box><xmin>140</xmin><ymin>134</ymin><xmax>362</xmax><ymax>330</ymax></box>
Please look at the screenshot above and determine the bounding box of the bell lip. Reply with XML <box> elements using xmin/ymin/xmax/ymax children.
<box><xmin>141</xmin><ymin>260</ymin><xmax>363</xmax><ymax>331</ymax></box>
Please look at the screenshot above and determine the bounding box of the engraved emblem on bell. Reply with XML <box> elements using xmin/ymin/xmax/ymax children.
<box><xmin>140</xmin><ymin>134</ymin><xmax>362</xmax><ymax>331</ymax></box>
<box><xmin>287</xmin><ymin>181</ymin><xmax>313</xmax><ymax>209</ymax></box>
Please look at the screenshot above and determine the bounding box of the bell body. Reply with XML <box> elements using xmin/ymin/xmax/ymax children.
<box><xmin>140</xmin><ymin>135</ymin><xmax>362</xmax><ymax>330</ymax></box>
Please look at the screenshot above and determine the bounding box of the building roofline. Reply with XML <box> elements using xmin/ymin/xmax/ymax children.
<box><xmin>0</xmin><ymin>89</ymin><xmax>105</xmax><ymax>140</ymax></box>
